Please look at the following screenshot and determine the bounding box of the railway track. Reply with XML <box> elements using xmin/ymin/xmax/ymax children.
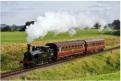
<box><xmin>0</xmin><ymin>46</ymin><xmax>120</xmax><ymax>80</ymax></box>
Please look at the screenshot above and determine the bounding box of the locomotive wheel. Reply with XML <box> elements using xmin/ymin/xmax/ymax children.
<box><xmin>23</xmin><ymin>63</ymin><xmax>29</xmax><ymax>69</ymax></box>
<box><xmin>24</xmin><ymin>63</ymin><xmax>34</xmax><ymax>69</ymax></box>
<box><xmin>51</xmin><ymin>57</ymin><xmax>57</xmax><ymax>62</ymax></box>
<box><xmin>101</xmin><ymin>48</ymin><xmax>104</xmax><ymax>51</ymax></box>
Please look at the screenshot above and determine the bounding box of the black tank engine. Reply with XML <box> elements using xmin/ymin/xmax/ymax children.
<box><xmin>21</xmin><ymin>44</ymin><xmax>55</xmax><ymax>68</ymax></box>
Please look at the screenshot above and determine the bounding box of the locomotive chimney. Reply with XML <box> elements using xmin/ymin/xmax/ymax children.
<box><xmin>27</xmin><ymin>44</ymin><xmax>31</xmax><ymax>52</ymax></box>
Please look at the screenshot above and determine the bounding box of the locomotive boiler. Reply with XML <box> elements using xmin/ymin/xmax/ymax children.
<box><xmin>21</xmin><ymin>38</ymin><xmax>105</xmax><ymax>68</ymax></box>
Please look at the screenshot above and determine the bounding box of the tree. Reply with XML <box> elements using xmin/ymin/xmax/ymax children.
<box><xmin>108</xmin><ymin>23</ymin><xmax>112</xmax><ymax>28</ymax></box>
<box><xmin>11</xmin><ymin>24</ymin><xmax>17</xmax><ymax>31</ymax></box>
<box><xmin>94</xmin><ymin>22</ymin><xmax>101</xmax><ymax>29</ymax></box>
<box><xmin>112</xmin><ymin>20</ymin><xmax>120</xmax><ymax>30</ymax></box>
<box><xmin>1</xmin><ymin>26</ymin><xmax>11</xmax><ymax>31</ymax></box>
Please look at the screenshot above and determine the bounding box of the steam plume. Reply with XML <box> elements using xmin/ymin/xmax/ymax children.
<box><xmin>25</xmin><ymin>12</ymin><xmax>106</xmax><ymax>43</ymax></box>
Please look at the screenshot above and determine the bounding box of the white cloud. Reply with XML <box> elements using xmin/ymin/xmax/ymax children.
<box><xmin>0</xmin><ymin>1</ymin><xmax>120</xmax><ymax>25</ymax></box>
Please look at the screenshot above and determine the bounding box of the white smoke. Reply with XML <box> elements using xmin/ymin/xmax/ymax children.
<box><xmin>26</xmin><ymin>12</ymin><xmax>106</xmax><ymax>43</ymax></box>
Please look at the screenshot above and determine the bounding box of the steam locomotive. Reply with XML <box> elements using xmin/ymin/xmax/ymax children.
<box><xmin>21</xmin><ymin>39</ymin><xmax>105</xmax><ymax>68</ymax></box>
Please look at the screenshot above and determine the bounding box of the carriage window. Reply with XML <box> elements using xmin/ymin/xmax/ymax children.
<box><xmin>62</xmin><ymin>47</ymin><xmax>64</xmax><ymax>50</ymax></box>
<box><xmin>70</xmin><ymin>46</ymin><xmax>71</xmax><ymax>49</ymax></box>
<box><xmin>69</xmin><ymin>46</ymin><xmax>71</xmax><ymax>48</ymax></box>
<box><xmin>64</xmin><ymin>47</ymin><xmax>66</xmax><ymax>50</ymax></box>
<box><xmin>65</xmin><ymin>46</ymin><xmax>67</xmax><ymax>50</ymax></box>
<box><xmin>66</xmin><ymin>46</ymin><xmax>68</xmax><ymax>49</ymax></box>
<box><xmin>63</xmin><ymin>46</ymin><xmax>66</xmax><ymax>50</ymax></box>
<box><xmin>71</xmin><ymin>45</ymin><xmax>73</xmax><ymax>48</ymax></box>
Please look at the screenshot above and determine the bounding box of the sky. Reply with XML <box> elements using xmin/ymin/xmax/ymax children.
<box><xmin>0</xmin><ymin>1</ymin><xmax>120</xmax><ymax>25</ymax></box>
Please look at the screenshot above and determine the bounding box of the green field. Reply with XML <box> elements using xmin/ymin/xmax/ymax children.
<box><xmin>1</xmin><ymin>32</ymin><xmax>27</xmax><ymax>43</ymax></box>
<box><xmin>0</xmin><ymin>29</ymin><xmax>120</xmax><ymax>80</ymax></box>
<box><xmin>1</xmin><ymin>29</ymin><xmax>118</xmax><ymax>43</ymax></box>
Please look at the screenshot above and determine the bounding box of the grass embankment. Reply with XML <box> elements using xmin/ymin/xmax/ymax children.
<box><xmin>0</xmin><ymin>29</ymin><xmax>120</xmax><ymax>80</ymax></box>
<box><xmin>12</xmin><ymin>49</ymin><xmax>120</xmax><ymax>80</ymax></box>
<box><xmin>78</xmin><ymin>71</ymin><xmax>120</xmax><ymax>80</ymax></box>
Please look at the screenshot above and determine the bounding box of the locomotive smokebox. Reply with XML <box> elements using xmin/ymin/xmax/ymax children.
<box><xmin>27</xmin><ymin>44</ymin><xmax>31</xmax><ymax>52</ymax></box>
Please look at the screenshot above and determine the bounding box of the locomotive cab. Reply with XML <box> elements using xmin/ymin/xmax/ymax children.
<box><xmin>31</xmin><ymin>46</ymin><xmax>54</xmax><ymax>64</ymax></box>
<box><xmin>22</xmin><ymin>45</ymin><xmax>54</xmax><ymax>68</ymax></box>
